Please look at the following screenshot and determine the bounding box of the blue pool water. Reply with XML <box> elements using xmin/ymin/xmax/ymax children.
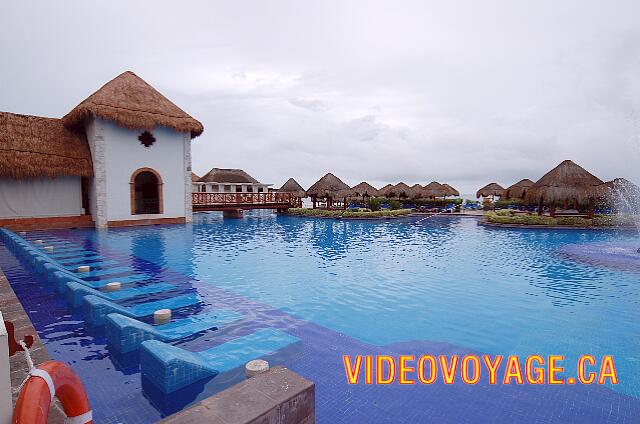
<box><xmin>2</xmin><ymin>212</ymin><xmax>640</xmax><ymax>423</ymax></box>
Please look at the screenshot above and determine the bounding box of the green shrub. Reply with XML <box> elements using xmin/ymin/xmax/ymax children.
<box><xmin>388</xmin><ymin>200</ymin><xmax>402</xmax><ymax>210</ymax></box>
<box><xmin>367</xmin><ymin>197</ymin><xmax>382</xmax><ymax>211</ymax></box>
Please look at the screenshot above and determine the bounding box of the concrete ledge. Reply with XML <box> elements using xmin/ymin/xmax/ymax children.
<box><xmin>0</xmin><ymin>215</ymin><xmax>93</xmax><ymax>231</ymax></box>
<box><xmin>478</xmin><ymin>220</ymin><xmax>635</xmax><ymax>231</ymax></box>
<box><xmin>107</xmin><ymin>217</ymin><xmax>186</xmax><ymax>227</ymax></box>
<box><xmin>159</xmin><ymin>366</ymin><xmax>315</xmax><ymax>424</ymax></box>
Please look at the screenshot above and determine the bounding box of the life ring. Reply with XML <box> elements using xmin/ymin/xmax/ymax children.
<box><xmin>13</xmin><ymin>360</ymin><xmax>92</xmax><ymax>424</ymax></box>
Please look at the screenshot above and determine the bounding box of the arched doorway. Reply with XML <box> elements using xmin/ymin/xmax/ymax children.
<box><xmin>130</xmin><ymin>168</ymin><xmax>163</xmax><ymax>215</ymax></box>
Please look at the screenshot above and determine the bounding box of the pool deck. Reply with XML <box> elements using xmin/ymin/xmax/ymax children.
<box><xmin>0</xmin><ymin>266</ymin><xmax>66</xmax><ymax>423</ymax></box>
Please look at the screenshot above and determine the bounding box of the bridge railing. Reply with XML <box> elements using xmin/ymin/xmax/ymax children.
<box><xmin>192</xmin><ymin>192</ymin><xmax>296</xmax><ymax>206</ymax></box>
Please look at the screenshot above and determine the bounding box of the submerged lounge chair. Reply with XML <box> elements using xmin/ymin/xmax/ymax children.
<box><xmin>105</xmin><ymin>310</ymin><xmax>243</xmax><ymax>353</ymax></box>
<box><xmin>140</xmin><ymin>328</ymin><xmax>300</xmax><ymax>393</ymax></box>
<box><xmin>83</xmin><ymin>294</ymin><xmax>201</xmax><ymax>326</ymax></box>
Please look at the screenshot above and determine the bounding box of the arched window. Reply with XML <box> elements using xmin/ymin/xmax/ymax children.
<box><xmin>130</xmin><ymin>168</ymin><xmax>164</xmax><ymax>215</ymax></box>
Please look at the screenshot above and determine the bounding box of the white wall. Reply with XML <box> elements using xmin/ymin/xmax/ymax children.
<box><xmin>0</xmin><ymin>177</ymin><xmax>82</xmax><ymax>218</ymax></box>
<box><xmin>93</xmin><ymin>118</ymin><xmax>189</xmax><ymax>222</ymax></box>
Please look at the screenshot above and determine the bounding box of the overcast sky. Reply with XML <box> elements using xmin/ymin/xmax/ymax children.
<box><xmin>2</xmin><ymin>1</ymin><xmax>640</xmax><ymax>195</ymax></box>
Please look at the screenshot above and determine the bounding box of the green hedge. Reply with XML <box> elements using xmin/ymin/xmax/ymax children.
<box><xmin>288</xmin><ymin>208</ymin><xmax>412</xmax><ymax>218</ymax></box>
<box><xmin>485</xmin><ymin>212</ymin><xmax>635</xmax><ymax>227</ymax></box>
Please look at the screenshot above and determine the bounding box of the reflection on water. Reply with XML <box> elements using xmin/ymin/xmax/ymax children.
<box><xmin>49</xmin><ymin>212</ymin><xmax>640</xmax><ymax>398</ymax></box>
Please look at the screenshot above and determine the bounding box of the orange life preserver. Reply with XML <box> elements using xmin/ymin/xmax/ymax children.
<box><xmin>13</xmin><ymin>360</ymin><xmax>93</xmax><ymax>424</ymax></box>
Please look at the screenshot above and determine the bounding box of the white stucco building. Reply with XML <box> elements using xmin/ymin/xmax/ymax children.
<box><xmin>0</xmin><ymin>71</ymin><xmax>203</xmax><ymax>229</ymax></box>
<box><xmin>193</xmin><ymin>168</ymin><xmax>272</xmax><ymax>194</ymax></box>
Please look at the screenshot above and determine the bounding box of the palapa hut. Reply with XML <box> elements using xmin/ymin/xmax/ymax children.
<box><xmin>1</xmin><ymin>70</ymin><xmax>203</xmax><ymax>229</ymax></box>
<box><xmin>504</xmin><ymin>179</ymin><xmax>535</xmax><ymax>200</ymax></box>
<box><xmin>423</xmin><ymin>181</ymin><xmax>449</xmax><ymax>199</ymax></box>
<box><xmin>306</xmin><ymin>173</ymin><xmax>350</xmax><ymax>208</ymax></box>
<box><xmin>378</xmin><ymin>184</ymin><xmax>396</xmax><ymax>198</ymax></box>
<box><xmin>346</xmin><ymin>182</ymin><xmax>379</xmax><ymax>202</ymax></box>
<box><xmin>392</xmin><ymin>182</ymin><xmax>413</xmax><ymax>199</ymax></box>
<box><xmin>442</xmin><ymin>183</ymin><xmax>460</xmax><ymax>197</ymax></box>
<box><xmin>524</xmin><ymin>160</ymin><xmax>603</xmax><ymax>217</ymax></box>
<box><xmin>191</xmin><ymin>172</ymin><xmax>200</xmax><ymax>182</ymax></box>
<box><xmin>476</xmin><ymin>183</ymin><xmax>505</xmax><ymax>199</ymax></box>
<box><xmin>410</xmin><ymin>184</ymin><xmax>426</xmax><ymax>199</ymax></box>
<box><xmin>278</xmin><ymin>178</ymin><xmax>307</xmax><ymax>198</ymax></box>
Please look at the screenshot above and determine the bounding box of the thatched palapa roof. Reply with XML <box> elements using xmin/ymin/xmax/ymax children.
<box><xmin>279</xmin><ymin>178</ymin><xmax>306</xmax><ymax>197</ymax></box>
<box><xmin>378</xmin><ymin>184</ymin><xmax>396</xmax><ymax>198</ymax></box>
<box><xmin>410</xmin><ymin>184</ymin><xmax>425</xmax><ymax>199</ymax></box>
<box><xmin>476</xmin><ymin>183</ymin><xmax>505</xmax><ymax>198</ymax></box>
<box><xmin>524</xmin><ymin>160</ymin><xmax>603</xmax><ymax>206</ymax></box>
<box><xmin>423</xmin><ymin>181</ymin><xmax>448</xmax><ymax>198</ymax></box>
<box><xmin>504</xmin><ymin>179</ymin><xmax>534</xmax><ymax>199</ymax></box>
<box><xmin>392</xmin><ymin>182</ymin><xmax>412</xmax><ymax>198</ymax></box>
<box><xmin>442</xmin><ymin>183</ymin><xmax>460</xmax><ymax>197</ymax></box>
<box><xmin>0</xmin><ymin>112</ymin><xmax>93</xmax><ymax>179</ymax></box>
<box><xmin>306</xmin><ymin>173</ymin><xmax>350</xmax><ymax>199</ymax></box>
<box><xmin>63</xmin><ymin>71</ymin><xmax>204</xmax><ymax>138</ymax></box>
<box><xmin>346</xmin><ymin>182</ymin><xmax>378</xmax><ymax>198</ymax></box>
<box><xmin>199</xmin><ymin>168</ymin><xmax>260</xmax><ymax>183</ymax></box>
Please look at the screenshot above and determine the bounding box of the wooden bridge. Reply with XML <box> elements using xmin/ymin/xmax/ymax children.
<box><xmin>192</xmin><ymin>192</ymin><xmax>300</xmax><ymax>212</ymax></box>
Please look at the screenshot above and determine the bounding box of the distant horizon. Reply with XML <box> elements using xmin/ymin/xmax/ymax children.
<box><xmin>3</xmin><ymin>1</ymin><xmax>640</xmax><ymax>195</ymax></box>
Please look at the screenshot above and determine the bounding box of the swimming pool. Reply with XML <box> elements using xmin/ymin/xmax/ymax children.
<box><xmin>2</xmin><ymin>212</ymin><xmax>640</xmax><ymax>423</ymax></box>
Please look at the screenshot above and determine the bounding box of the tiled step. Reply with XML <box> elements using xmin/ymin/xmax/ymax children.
<box><xmin>106</xmin><ymin>310</ymin><xmax>242</xmax><ymax>353</ymax></box>
<box><xmin>140</xmin><ymin>328</ymin><xmax>299</xmax><ymax>393</ymax></box>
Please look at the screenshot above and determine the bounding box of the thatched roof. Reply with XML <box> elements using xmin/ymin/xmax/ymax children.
<box><xmin>0</xmin><ymin>112</ymin><xmax>93</xmax><ymax>179</ymax></box>
<box><xmin>423</xmin><ymin>181</ymin><xmax>448</xmax><ymax>198</ymax></box>
<box><xmin>378</xmin><ymin>184</ymin><xmax>396</xmax><ymax>198</ymax></box>
<box><xmin>199</xmin><ymin>168</ymin><xmax>260</xmax><ymax>183</ymax></box>
<box><xmin>191</xmin><ymin>172</ymin><xmax>200</xmax><ymax>182</ymax></box>
<box><xmin>410</xmin><ymin>184</ymin><xmax>425</xmax><ymax>199</ymax></box>
<box><xmin>524</xmin><ymin>160</ymin><xmax>603</xmax><ymax>205</ymax></box>
<box><xmin>593</xmin><ymin>178</ymin><xmax>640</xmax><ymax>200</ymax></box>
<box><xmin>306</xmin><ymin>173</ymin><xmax>350</xmax><ymax>198</ymax></box>
<box><xmin>504</xmin><ymin>179</ymin><xmax>534</xmax><ymax>199</ymax></box>
<box><xmin>393</xmin><ymin>182</ymin><xmax>412</xmax><ymax>198</ymax></box>
<box><xmin>279</xmin><ymin>178</ymin><xmax>306</xmax><ymax>197</ymax></box>
<box><xmin>346</xmin><ymin>182</ymin><xmax>378</xmax><ymax>198</ymax></box>
<box><xmin>476</xmin><ymin>183</ymin><xmax>505</xmax><ymax>198</ymax></box>
<box><xmin>442</xmin><ymin>183</ymin><xmax>460</xmax><ymax>197</ymax></box>
<box><xmin>63</xmin><ymin>71</ymin><xmax>204</xmax><ymax>138</ymax></box>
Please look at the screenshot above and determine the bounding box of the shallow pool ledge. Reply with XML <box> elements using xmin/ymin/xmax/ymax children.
<box><xmin>159</xmin><ymin>366</ymin><xmax>315</xmax><ymax>424</ymax></box>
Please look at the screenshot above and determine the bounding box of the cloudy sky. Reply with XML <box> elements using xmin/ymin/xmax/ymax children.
<box><xmin>2</xmin><ymin>1</ymin><xmax>640</xmax><ymax>195</ymax></box>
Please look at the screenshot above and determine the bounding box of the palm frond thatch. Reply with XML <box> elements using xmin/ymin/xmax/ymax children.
<box><xmin>442</xmin><ymin>183</ymin><xmax>460</xmax><ymax>197</ymax></box>
<box><xmin>476</xmin><ymin>183</ymin><xmax>505</xmax><ymax>199</ymax></box>
<box><xmin>504</xmin><ymin>179</ymin><xmax>535</xmax><ymax>200</ymax></box>
<box><xmin>345</xmin><ymin>182</ymin><xmax>379</xmax><ymax>199</ymax></box>
<box><xmin>392</xmin><ymin>182</ymin><xmax>413</xmax><ymax>199</ymax></box>
<box><xmin>63</xmin><ymin>71</ymin><xmax>204</xmax><ymax>138</ymax></box>
<box><xmin>410</xmin><ymin>184</ymin><xmax>425</xmax><ymax>199</ymax></box>
<box><xmin>306</xmin><ymin>173</ymin><xmax>350</xmax><ymax>199</ymax></box>
<box><xmin>524</xmin><ymin>160</ymin><xmax>603</xmax><ymax>206</ymax></box>
<box><xmin>198</xmin><ymin>168</ymin><xmax>259</xmax><ymax>183</ymax></box>
<box><xmin>423</xmin><ymin>181</ymin><xmax>449</xmax><ymax>198</ymax></box>
<box><xmin>279</xmin><ymin>177</ymin><xmax>306</xmax><ymax>197</ymax></box>
<box><xmin>0</xmin><ymin>112</ymin><xmax>93</xmax><ymax>179</ymax></box>
<box><xmin>377</xmin><ymin>184</ymin><xmax>396</xmax><ymax>198</ymax></box>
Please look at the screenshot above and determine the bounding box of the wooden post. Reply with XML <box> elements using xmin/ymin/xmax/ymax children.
<box><xmin>312</xmin><ymin>196</ymin><xmax>317</xmax><ymax>209</ymax></box>
<box><xmin>550</xmin><ymin>204</ymin><xmax>556</xmax><ymax>218</ymax></box>
<box><xmin>588</xmin><ymin>198</ymin><xmax>595</xmax><ymax>219</ymax></box>
<box><xmin>538</xmin><ymin>197</ymin><xmax>543</xmax><ymax>216</ymax></box>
